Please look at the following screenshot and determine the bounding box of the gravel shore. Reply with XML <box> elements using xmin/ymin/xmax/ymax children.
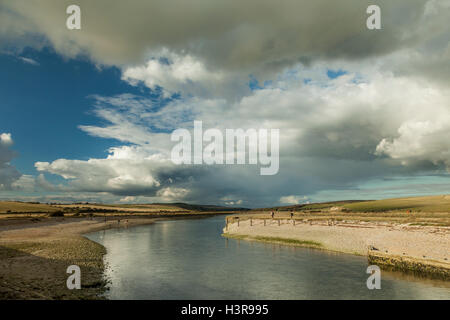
<box><xmin>0</xmin><ymin>217</ymin><xmax>154</xmax><ymax>299</ymax></box>
<box><xmin>223</xmin><ymin>218</ymin><xmax>450</xmax><ymax>277</ymax></box>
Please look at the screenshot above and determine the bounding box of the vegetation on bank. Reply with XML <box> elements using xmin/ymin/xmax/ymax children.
<box><xmin>368</xmin><ymin>251</ymin><xmax>450</xmax><ymax>280</ymax></box>
<box><xmin>223</xmin><ymin>233</ymin><xmax>323</xmax><ymax>249</ymax></box>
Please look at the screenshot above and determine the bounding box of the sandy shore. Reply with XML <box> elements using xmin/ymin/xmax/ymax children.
<box><xmin>223</xmin><ymin>218</ymin><xmax>450</xmax><ymax>278</ymax></box>
<box><xmin>0</xmin><ymin>217</ymin><xmax>155</xmax><ymax>299</ymax></box>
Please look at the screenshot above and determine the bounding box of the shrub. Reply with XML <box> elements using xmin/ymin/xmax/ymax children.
<box><xmin>49</xmin><ymin>211</ymin><xmax>65</xmax><ymax>217</ymax></box>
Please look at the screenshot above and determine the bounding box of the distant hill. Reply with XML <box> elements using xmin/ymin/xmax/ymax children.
<box><xmin>342</xmin><ymin>195</ymin><xmax>450</xmax><ymax>213</ymax></box>
<box><xmin>0</xmin><ymin>201</ymin><xmax>248</xmax><ymax>214</ymax></box>
<box><xmin>2</xmin><ymin>195</ymin><xmax>450</xmax><ymax>214</ymax></box>
<box><xmin>252</xmin><ymin>200</ymin><xmax>367</xmax><ymax>212</ymax></box>
<box><xmin>153</xmin><ymin>202</ymin><xmax>249</xmax><ymax>212</ymax></box>
<box><xmin>250</xmin><ymin>195</ymin><xmax>450</xmax><ymax>213</ymax></box>
<box><xmin>57</xmin><ymin>202</ymin><xmax>249</xmax><ymax>212</ymax></box>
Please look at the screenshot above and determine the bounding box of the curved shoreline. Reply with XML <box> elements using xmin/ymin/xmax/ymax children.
<box><xmin>2</xmin><ymin>214</ymin><xmax>449</xmax><ymax>299</ymax></box>
<box><xmin>223</xmin><ymin>218</ymin><xmax>450</xmax><ymax>279</ymax></box>
<box><xmin>0</xmin><ymin>217</ymin><xmax>156</xmax><ymax>299</ymax></box>
<box><xmin>0</xmin><ymin>213</ymin><xmax>229</xmax><ymax>299</ymax></box>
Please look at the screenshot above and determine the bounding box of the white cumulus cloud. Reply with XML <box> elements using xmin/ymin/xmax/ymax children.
<box><xmin>0</xmin><ymin>133</ymin><xmax>21</xmax><ymax>190</ymax></box>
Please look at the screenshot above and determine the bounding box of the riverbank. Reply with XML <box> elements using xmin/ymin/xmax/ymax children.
<box><xmin>0</xmin><ymin>217</ymin><xmax>155</xmax><ymax>299</ymax></box>
<box><xmin>223</xmin><ymin>218</ymin><xmax>450</xmax><ymax>279</ymax></box>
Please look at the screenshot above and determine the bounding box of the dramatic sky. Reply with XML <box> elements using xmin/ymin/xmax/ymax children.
<box><xmin>1</xmin><ymin>0</ymin><xmax>450</xmax><ymax>207</ymax></box>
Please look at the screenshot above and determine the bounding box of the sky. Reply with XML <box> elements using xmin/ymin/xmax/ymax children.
<box><xmin>0</xmin><ymin>0</ymin><xmax>450</xmax><ymax>207</ymax></box>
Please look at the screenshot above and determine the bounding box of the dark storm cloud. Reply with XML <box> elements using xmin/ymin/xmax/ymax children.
<box><xmin>0</xmin><ymin>0</ymin><xmax>432</xmax><ymax>71</ymax></box>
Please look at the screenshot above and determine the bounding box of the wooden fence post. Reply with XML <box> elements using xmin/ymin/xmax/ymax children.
<box><xmin>250</xmin><ymin>218</ymin><xmax>252</xmax><ymax>226</ymax></box>
<box><xmin>278</xmin><ymin>219</ymin><xmax>280</xmax><ymax>226</ymax></box>
<box><xmin>264</xmin><ymin>219</ymin><xmax>266</xmax><ymax>226</ymax></box>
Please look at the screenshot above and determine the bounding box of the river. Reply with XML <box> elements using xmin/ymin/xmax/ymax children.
<box><xmin>86</xmin><ymin>216</ymin><xmax>450</xmax><ymax>299</ymax></box>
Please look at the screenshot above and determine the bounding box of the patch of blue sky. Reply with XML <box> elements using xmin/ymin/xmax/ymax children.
<box><xmin>248</xmin><ymin>75</ymin><xmax>275</xmax><ymax>91</ymax></box>
<box><xmin>327</xmin><ymin>69</ymin><xmax>347</xmax><ymax>79</ymax></box>
<box><xmin>0</xmin><ymin>47</ymin><xmax>170</xmax><ymax>175</ymax></box>
<box><xmin>248</xmin><ymin>75</ymin><xmax>262</xmax><ymax>90</ymax></box>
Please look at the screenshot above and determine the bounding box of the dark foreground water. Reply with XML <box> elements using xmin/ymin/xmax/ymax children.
<box><xmin>86</xmin><ymin>216</ymin><xmax>450</xmax><ymax>299</ymax></box>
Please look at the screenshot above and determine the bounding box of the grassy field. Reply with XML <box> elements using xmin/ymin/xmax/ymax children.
<box><xmin>342</xmin><ymin>195</ymin><xmax>450</xmax><ymax>213</ymax></box>
<box><xmin>254</xmin><ymin>195</ymin><xmax>450</xmax><ymax>214</ymax></box>
<box><xmin>0</xmin><ymin>201</ymin><xmax>59</xmax><ymax>214</ymax></box>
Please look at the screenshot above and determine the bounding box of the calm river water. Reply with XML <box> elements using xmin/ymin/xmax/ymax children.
<box><xmin>86</xmin><ymin>216</ymin><xmax>450</xmax><ymax>299</ymax></box>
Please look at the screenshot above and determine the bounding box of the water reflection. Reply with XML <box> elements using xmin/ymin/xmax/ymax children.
<box><xmin>86</xmin><ymin>216</ymin><xmax>450</xmax><ymax>300</ymax></box>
